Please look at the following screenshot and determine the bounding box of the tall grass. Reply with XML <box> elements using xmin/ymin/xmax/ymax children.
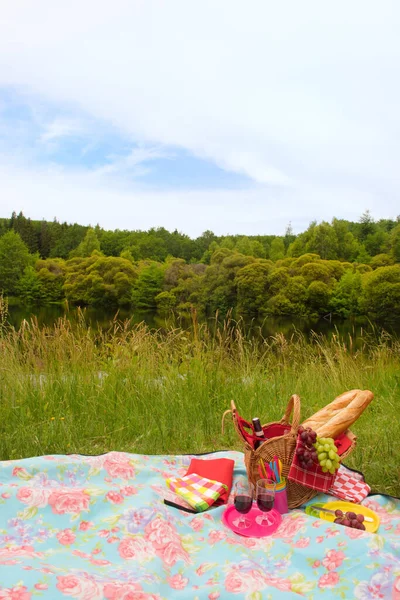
<box><xmin>0</xmin><ymin>303</ymin><xmax>399</xmax><ymax>496</ymax></box>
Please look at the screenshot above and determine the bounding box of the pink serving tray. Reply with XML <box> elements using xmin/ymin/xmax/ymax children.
<box><xmin>222</xmin><ymin>503</ymin><xmax>282</xmax><ymax>538</ymax></box>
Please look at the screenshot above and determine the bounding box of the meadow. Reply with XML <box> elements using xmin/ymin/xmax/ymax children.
<box><xmin>0</xmin><ymin>302</ymin><xmax>399</xmax><ymax>497</ymax></box>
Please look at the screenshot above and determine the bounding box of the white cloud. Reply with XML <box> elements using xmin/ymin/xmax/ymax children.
<box><xmin>0</xmin><ymin>0</ymin><xmax>399</xmax><ymax>230</ymax></box>
<box><xmin>94</xmin><ymin>145</ymin><xmax>172</xmax><ymax>177</ymax></box>
<box><xmin>0</xmin><ymin>158</ymin><xmax>387</xmax><ymax>237</ymax></box>
<box><xmin>40</xmin><ymin>118</ymin><xmax>85</xmax><ymax>143</ymax></box>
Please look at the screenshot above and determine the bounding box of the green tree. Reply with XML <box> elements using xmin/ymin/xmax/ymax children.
<box><xmin>0</xmin><ymin>231</ymin><xmax>34</xmax><ymax>295</ymax></box>
<box><xmin>36</xmin><ymin>258</ymin><xmax>67</xmax><ymax>302</ymax></box>
<box><xmin>370</xmin><ymin>254</ymin><xmax>394</xmax><ymax>269</ymax></box>
<box><xmin>332</xmin><ymin>219</ymin><xmax>359</xmax><ymax>261</ymax></box>
<box><xmin>358</xmin><ymin>210</ymin><xmax>376</xmax><ymax>241</ymax></box>
<box><xmin>18</xmin><ymin>267</ymin><xmax>43</xmax><ymax>303</ymax></box>
<box><xmin>305</xmin><ymin>222</ymin><xmax>338</xmax><ymax>260</ymax></box>
<box><xmin>200</xmin><ymin>252</ymin><xmax>254</xmax><ymax>314</ymax></box>
<box><xmin>131</xmin><ymin>261</ymin><xmax>165</xmax><ymax>309</ymax></box>
<box><xmin>389</xmin><ymin>224</ymin><xmax>400</xmax><ymax>262</ymax></box>
<box><xmin>235</xmin><ymin>261</ymin><xmax>272</xmax><ymax>315</ymax></box>
<box><xmin>284</xmin><ymin>222</ymin><xmax>296</xmax><ymax>251</ymax></box>
<box><xmin>329</xmin><ymin>271</ymin><xmax>362</xmax><ymax>317</ymax></box>
<box><xmin>360</xmin><ymin>265</ymin><xmax>400</xmax><ymax>320</ymax></box>
<box><xmin>269</xmin><ymin>238</ymin><xmax>285</xmax><ymax>261</ymax></box>
<box><xmin>307</xmin><ymin>281</ymin><xmax>331</xmax><ymax>315</ymax></box>
<box><xmin>70</xmin><ymin>228</ymin><xmax>101</xmax><ymax>258</ymax></box>
<box><xmin>64</xmin><ymin>254</ymin><xmax>137</xmax><ymax>306</ymax></box>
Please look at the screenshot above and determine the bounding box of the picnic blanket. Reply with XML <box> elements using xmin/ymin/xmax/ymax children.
<box><xmin>0</xmin><ymin>450</ymin><xmax>399</xmax><ymax>599</ymax></box>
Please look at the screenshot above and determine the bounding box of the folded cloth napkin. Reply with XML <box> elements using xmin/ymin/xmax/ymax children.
<box><xmin>166</xmin><ymin>473</ymin><xmax>228</xmax><ymax>512</ymax></box>
<box><xmin>185</xmin><ymin>457</ymin><xmax>234</xmax><ymax>505</ymax></box>
<box><xmin>328</xmin><ymin>465</ymin><xmax>371</xmax><ymax>503</ymax></box>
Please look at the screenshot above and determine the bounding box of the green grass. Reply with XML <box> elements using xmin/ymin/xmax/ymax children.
<box><xmin>0</xmin><ymin>305</ymin><xmax>399</xmax><ymax>496</ymax></box>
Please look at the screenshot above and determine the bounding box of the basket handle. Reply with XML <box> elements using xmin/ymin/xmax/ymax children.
<box><xmin>280</xmin><ymin>394</ymin><xmax>301</xmax><ymax>434</ymax></box>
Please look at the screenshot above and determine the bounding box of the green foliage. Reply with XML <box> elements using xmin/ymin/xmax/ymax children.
<box><xmin>235</xmin><ymin>261</ymin><xmax>272</xmax><ymax>315</ymax></box>
<box><xmin>64</xmin><ymin>254</ymin><xmax>137</xmax><ymax>307</ymax></box>
<box><xmin>1</xmin><ymin>210</ymin><xmax>400</xmax><ymax>320</ymax></box>
<box><xmin>329</xmin><ymin>270</ymin><xmax>362</xmax><ymax>317</ymax></box>
<box><xmin>370</xmin><ymin>254</ymin><xmax>394</xmax><ymax>269</ymax></box>
<box><xmin>131</xmin><ymin>261</ymin><xmax>165</xmax><ymax>309</ymax></box>
<box><xmin>36</xmin><ymin>258</ymin><xmax>67</xmax><ymax>302</ymax></box>
<box><xmin>305</xmin><ymin>221</ymin><xmax>339</xmax><ymax>259</ymax></box>
<box><xmin>307</xmin><ymin>280</ymin><xmax>331</xmax><ymax>314</ymax></box>
<box><xmin>360</xmin><ymin>265</ymin><xmax>400</xmax><ymax>320</ymax></box>
<box><xmin>390</xmin><ymin>224</ymin><xmax>400</xmax><ymax>262</ymax></box>
<box><xmin>155</xmin><ymin>290</ymin><xmax>177</xmax><ymax>314</ymax></box>
<box><xmin>269</xmin><ymin>237</ymin><xmax>285</xmax><ymax>261</ymax></box>
<box><xmin>0</xmin><ymin>231</ymin><xmax>34</xmax><ymax>295</ymax></box>
<box><xmin>18</xmin><ymin>267</ymin><xmax>44</xmax><ymax>303</ymax></box>
<box><xmin>69</xmin><ymin>228</ymin><xmax>101</xmax><ymax>258</ymax></box>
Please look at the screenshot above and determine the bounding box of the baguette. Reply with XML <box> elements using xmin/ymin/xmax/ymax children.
<box><xmin>315</xmin><ymin>390</ymin><xmax>374</xmax><ymax>438</ymax></box>
<box><xmin>302</xmin><ymin>389</ymin><xmax>361</xmax><ymax>432</ymax></box>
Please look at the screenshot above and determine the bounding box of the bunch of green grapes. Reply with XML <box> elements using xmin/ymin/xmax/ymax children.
<box><xmin>314</xmin><ymin>437</ymin><xmax>340</xmax><ymax>474</ymax></box>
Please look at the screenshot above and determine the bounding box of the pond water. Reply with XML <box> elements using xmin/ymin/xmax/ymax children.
<box><xmin>6</xmin><ymin>302</ymin><xmax>400</xmax><ymax>341</ymax></box>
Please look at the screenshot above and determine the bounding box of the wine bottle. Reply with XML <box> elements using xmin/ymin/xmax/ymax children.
<box><xmin>252</xmin><ymin>417</ymin><xmax>267</xmax><ymax>449</ymax></box>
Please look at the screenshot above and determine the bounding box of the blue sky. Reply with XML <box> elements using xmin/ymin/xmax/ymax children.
<box><xmin>0</xmin><ymin>1</ymin><xmax>399</xmax><ymax>236</ymax></box>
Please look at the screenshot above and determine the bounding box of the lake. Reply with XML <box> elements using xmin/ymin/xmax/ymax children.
<box><xmin>6</xmin><ymin>302</ymin><xmax>400</xmax><ymax>342</ymax></box>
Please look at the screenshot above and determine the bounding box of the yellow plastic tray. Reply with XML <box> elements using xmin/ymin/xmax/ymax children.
<box><xmin>321</xmin><ymin>501</ymin><xmax>380</xmax><ymax>533</ymax></box>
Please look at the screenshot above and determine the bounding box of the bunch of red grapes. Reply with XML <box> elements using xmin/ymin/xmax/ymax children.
<box><xmin>334</xmin><ymin>509</ymin><xmax>366</xmax><ymax>530</ymax></box>
<box><xmin>296</xmin><ymin>426</ymin><xmax>318</xmax><ymax>469</ymax></box>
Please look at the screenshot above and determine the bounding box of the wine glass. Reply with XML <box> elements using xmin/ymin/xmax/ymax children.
<box><xmin>233</xmin><ymin>480</ymin><xmax>254</xmax><ymax>529</ymax></box>
<box><xmin>256</xmin><ymin>479</ymin><xmax>276</xmax><ymax>526</ymax></box>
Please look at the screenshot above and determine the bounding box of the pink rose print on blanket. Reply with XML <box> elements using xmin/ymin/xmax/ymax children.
<box><xmin>274</xmin><ymin>514</ymin><xmax>307</xmax><ymax>540</ymax></box>
<box><xmin>167</xmin><ymin>574</ymin><xmax>189</xmax><ymax>590</ymax></box>
<box><xmin>363</xmin><ymin>500</ymin><xmax>392</xmax><ymax>525</ymax></box>
<box><xmin>105</xmin><ymin>492</ymin><xmax>124</xmax><ymax>505</ymax></box>
<box><xmin>318</xmin><ymin>572</ymin><xmax>340</xmax><ymax>588</ymax></box>
<box><xmin>103</xmin><ymin>582</ymin><xmax>141</xmax><ymax>599</ymax></box>
<box><xmin>293</xmin><ymin>537</ymin><xmax>310</xmax><ymax>548</ymax></box>
<box><xmin>354</xmin><ymin>572</ymin><xmax>394</xmax><ymax>599</ymax></box>
<box><xmin>103</xmin><ymin>581</ymin><xmax>162</xmax><ymax>600</ymax></box>
<box><xmin>225</xmin><ymin>567</ymin><xmax>292</xmax><ymax>595</ymax></box>
<box><xmin>208</xmin><ymin>530</ymin><xmax>227</xmax><ymax>545</ymax></box>
<box><xmin>48</xmin><ymin>489</ymin><xmax>90</xmax><ymax>515</ymax></box>
<box><xmin>322</xmin><ymin>549</ymin><xmax>345</xmax><ymax>571</ymax></box>
<box><xmin>56</xmin><ymin>529</ymin><xmax>76</xmax><ymax>546</ymax></box>
<box><xmin>103</xmin><ymin>454</ymin><xmax>135</xmax><ymax>479</ymax></box>
<box><xmin>392</xmin><ymin>576</ymin><xmax>400</xmax><ymax>600</ymax></box>
<box><xmin>16</xmin><ymin>487</ymin><xmax>49</xmax><ymax>508</ymax></box>
<box><xmin>189</xmin><ymin>517</ymin><xmax>204</xmax><ymax>532</ymax></box>
<box><xmin>0</xmin><ymin>545</ymin><xmax>43</xmax><ymax>560</ymax></box>
<box><xmin>145</xmin><ymin>517</ymin><xmax>191</xmax><ymax>567</ymax></box>
<box><xmin>118</xmin><ymin>536</ymin><xmax>155</xmax><ymax>562</ymax></box>
<box><xmin>0</xmin><ymin>586</ymin><xmax>31</xmax><ymax>599</ymax></box>
<box><xmin>12</xmin><ymin>467</ymin><xmax>31</xmax><ymax>479</ymax></box>
<box><xmin>345</xmin><ymin>527</ymin><xmax>368</xmax><ymax>540</ymax></box>
<box><xmin>56</xmin><ymin>574</ymin><xmax>103</xmax><ymax>600</ymax></box>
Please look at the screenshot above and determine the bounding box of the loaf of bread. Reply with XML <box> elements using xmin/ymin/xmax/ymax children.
<box><xmin>315</xmin><ymin>390</ymin><xmax>374</xmax><ymax>438</ymax></box>
<box><xmin>302</xmin><ymin>389</ymin><xmax>361</xmax><ymax>432</ymax></box>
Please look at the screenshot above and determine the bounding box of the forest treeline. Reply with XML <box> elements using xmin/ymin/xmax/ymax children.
<box><xmin>1</xmin><ymin>211</ymin><xmax>400</xmax><ymax>321</ymax></box>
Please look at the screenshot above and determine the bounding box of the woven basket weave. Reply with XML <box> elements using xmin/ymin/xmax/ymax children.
<box><xmin>227</xmin><ymin>395</ymin><xmax>356</xmax><ymax>509</ymax></box>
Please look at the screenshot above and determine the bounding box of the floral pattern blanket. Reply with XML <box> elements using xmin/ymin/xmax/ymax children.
<box><xmin>0</xmin><ymin>450</ymin><xmax>399</xmax><ymax>600</ymax></box>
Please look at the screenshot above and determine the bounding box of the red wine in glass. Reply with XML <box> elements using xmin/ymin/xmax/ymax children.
<box><xmin>256</xmin><ymin>479</ymin><xmax>276</xmax><ymax>526</ymax></box>
<box><xmin>257</xmin><ymin>493</ymin><xmax>274</xmax><ymax>512</ymax></box>
<box><xmin>233</xmin><ymin>481</ymin><xmax>254</xmax><ymax>529</ymax></box>
<box><xmin>234</xmin><ymin>495</ymin><xmax>253</xmax><ymax>514</ymax></box>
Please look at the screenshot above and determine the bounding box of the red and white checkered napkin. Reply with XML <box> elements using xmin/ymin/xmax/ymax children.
<box><xmin>328</xmin><ymin>466</ymin><xmax>371</xmax><ymax>503</ymax></box>
<box><xmin>288</xmin><ymin>435</ymin><xmax>336</xmax><ymax>493</ymax></box>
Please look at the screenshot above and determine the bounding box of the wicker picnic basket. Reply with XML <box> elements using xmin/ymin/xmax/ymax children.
<box><xmin>225</xmin><ymin>394</ymin><xmax>358</xmax><ymax>509</ymax></box>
